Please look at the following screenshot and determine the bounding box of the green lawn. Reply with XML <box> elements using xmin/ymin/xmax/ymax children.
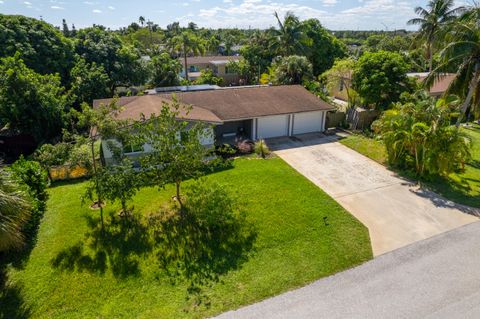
<box><xmin>1</xmin><ymin>157</ymin><xmax>372</xmax><ymax>319</ymax></box>
<box><xmin>340</xmin><ymin>125</ymin><xmax>480</xmax><ymax>208</ymax></box>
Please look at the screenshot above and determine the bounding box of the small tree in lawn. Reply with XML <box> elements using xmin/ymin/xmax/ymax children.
<box><xmin>136</xmin><ymin>98</ymin><xmax>213</xmax><ymax>212</ymax></box>
<box><xmin>88</xmin><ymin>158</ymin><xmax>140</xmax><ymax>217</ymax></box>
<box><xmin>75</xmin><ymin>100</ymin><xmax>129</xmax><ymax>228</ymax></box>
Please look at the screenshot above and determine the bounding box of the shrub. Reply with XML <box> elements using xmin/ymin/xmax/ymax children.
<box><xmin>254</xmin><ymin>140</ymin><xmax>270</xmax><ymax>158</ymax></box>
<box><xmin>9</xmin><ymin>157</ymin><xmax>49</xmax><ymax>245</ymax></box>
<box><xmin>373</xmin><ymin>95</ymin><xmax>471</xmax><ymax>177</ymax></box>
<box><xmin>236</xmin><ymin>140</ymin><xmax>255</xmax><ymax>154</ymax></box>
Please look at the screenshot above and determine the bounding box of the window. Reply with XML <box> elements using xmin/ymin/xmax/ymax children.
<box><xmin>123</xmin><ymin>143</ymin><xmax>144</xmax><ymax>154</ymax></box>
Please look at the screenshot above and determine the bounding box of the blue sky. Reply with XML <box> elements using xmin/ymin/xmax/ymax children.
<box><xmin>0</xmin><ymin>0</ymin><xmax>471</xmax><ymax>30</ymax></box>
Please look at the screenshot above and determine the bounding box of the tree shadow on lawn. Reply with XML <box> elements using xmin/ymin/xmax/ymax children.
<box><xmin>51</xmin><ymin>212</ymin><xmax>153</xmax><ymax>279</ymax></box>
<box><xmin>50</xmin><ymin>204</ymin><xmax>256</xmax><ymax>309</ymax></box>
<box><xmin>148</xmin><ymin>207</ymin><xmax>256</xmax><ymax>310</ymax></box>
<box><xmin>0</xmin><ymin>261</ymin><xmax>31</xmax><ymax>319</ymax></box>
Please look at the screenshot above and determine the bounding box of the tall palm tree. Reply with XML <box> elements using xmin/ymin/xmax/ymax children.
<box><xmin>138</xmin><ymin>16</ymin><xmax>145</xmax><ymax>27</ymax></box>
<box><xmin>408</xmin><ymin>0</ymin><xmax>465</xmax><ymax>72</ymax></box>
<box><xmin>0</xmin><ymin>169</ymin><xmax>31</xmax><ymax>252</ymax></box>
<box><xmin>427</xmin><ymin>7</ymin><xmax>480</xmax><ymax>126</ymax></box>
<box><xmin>168</xmin><ymin>31</ymin><xmax>205</xmax><ymax>82</ymax></box>
<box><xmin>270</xmin><ymin>11</ymin><xmax>307</xmax><ymax>57</ymax></box>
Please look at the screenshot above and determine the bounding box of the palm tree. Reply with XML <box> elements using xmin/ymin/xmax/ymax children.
<box><xmin>270</xmin><ymin>11</ymin><xmax>307</xmax><ymax>57</ymax></box>
<box><xmin>427</xmin><ymin>7</ymin><xmax>480</xmax><ymax>126</ymax></box>
<box><xmin>168</xmin><ymin>31</ymin><xmax>205</xmax><ymax>82</ymax></box>
<box><xmin>0</xmin><ymin>169</ymin><xmax>31</xmax><ymax>252</ymax></box>
<box><xmin>408</xmin><ymin>0</ymin><xmax>465</xmax><ymax>72</ymax></box>
<box><xmin>138</xmin><ymin>16</ymin><xmax>145</xmax><ymax>27</ymax></box>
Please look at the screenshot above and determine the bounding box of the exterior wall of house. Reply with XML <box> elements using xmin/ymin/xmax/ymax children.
<box><xmin>102</xmin><ymin>127</ymin><xmax>214</xmax><ymax>166</ymax></box>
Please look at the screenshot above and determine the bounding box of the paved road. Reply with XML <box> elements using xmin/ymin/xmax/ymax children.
<box><xmin>269</xmin><ymin>134</ymin><xmax>478</xmax><ymax>256</ymax></box>
<box><xmin>215</xmin><ymin>221</ymin><xmax>480</xmax><ymax>319</ymax></box>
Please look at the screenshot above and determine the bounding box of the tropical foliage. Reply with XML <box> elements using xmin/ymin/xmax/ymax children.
<box><xmin>373</xmin><ymin>93</ymin><xmax>471</xmax><ymax>177</ymax></box>
<box><xmin>0</xmin><ymin>169</ymin><xmax>31</xmax><ymax>252</ymax></box>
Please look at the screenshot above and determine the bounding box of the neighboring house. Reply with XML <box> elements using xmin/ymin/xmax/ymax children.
<box><xmin>93</xmin><ymin>85</ymin><xmax>334</xmax><ymax>165</ymax></box>
<box><xmin>407</xmin><ymin>73</ymin><xmax>455</xmax><ymax>98</ymax></box>
<box><xmin>179</xmin><ymin>55</ymin><xmax>243</xmax><ymax>85</ymax></box>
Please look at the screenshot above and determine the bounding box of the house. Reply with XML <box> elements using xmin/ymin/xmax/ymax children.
<box><xmin>179</xmin><ymin>55</ymin><xmax>243</xmax><ymax>85</ymax></box>
<box><xmin>93</xmin><ymin>85</ymin><xmax>334</xmax><ymax>165</ymax></box>
<box><xmin>407</xmin><ymin>73</ymin><xmax>455</xmax><ymax>98</ymax></box>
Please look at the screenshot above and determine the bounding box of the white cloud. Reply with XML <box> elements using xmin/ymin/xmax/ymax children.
<box><xmin>0</xmin><ymin>1</ymin><xmax>4</xmax><ymax>4</ymax></box>
<box><xmin>50</xmin><ymin>5</ymin><xmax>64</xmax><ymax>9</ymax></box>
<box><xmin>108</xmin><ymin>5</ymin><xmax>115</xmax><ymax>10</ymax></box>
<box><xmin>24</xmin><ymin>1</ymin><xmax>31</xmax><ymax>5</ymax></box>
<box><xmin>92</xmin><ymin>9</ymin><xmax>102</xmax><ymax>13</ymax></box>
<box><xmin>193</xmin><ymin>0</ymin><xmax>418</xmax><ymax>30</ymax></box>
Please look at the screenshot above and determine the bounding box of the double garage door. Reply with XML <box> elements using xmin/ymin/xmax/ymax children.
<box><xmin>256</xmin><ymin>111</ymin><xmax>325</xmax><ymax>139</ymax></box>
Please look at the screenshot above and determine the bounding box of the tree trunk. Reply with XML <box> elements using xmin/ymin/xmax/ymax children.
<box><xmin>176</xmin><ymin>181</ymin><xmax>183</xmax><ymax>212</ymax></box>
<box><xmin>456</xmin><ymin>62</ymin><xmax>480</xmax><ymax>128</ymax></box>
<box><xmin>428</xmin><ymin>43</ymin><xmax>433</xmax><ymax>73</ymax></box>
<box><xmin>184</xmin><ymin>47</ymin><xmax>189</xmax><ymax>82</ymax></box>
<box><xmin>91</xmin><ymin>140</ymin><xmax>104</xmax><ymax>230</ymax></box>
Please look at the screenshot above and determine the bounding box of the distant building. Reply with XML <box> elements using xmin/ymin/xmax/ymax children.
<box><xmin>179</xmin><ymin>55</ymin><xmax>243</xmax><ymax>86</ymax></box>
<box><xmin>407</xmin><ymin>73</ymin><xmax>456</xmax><ymax>98</ymax></box>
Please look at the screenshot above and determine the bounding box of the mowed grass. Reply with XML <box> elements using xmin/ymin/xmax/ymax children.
<box><xmin>3</xmin><ymin>157</ymin><xmax>372</xmax><ymax>319</ymax></box>
<box><xmin>340</xmin><ymin>125</ymin><xmax>480</xmax><ymax>208</ymax></box>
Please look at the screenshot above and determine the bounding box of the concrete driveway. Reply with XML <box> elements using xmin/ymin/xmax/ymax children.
<box><xmin>215</xmin><ymin>221</ymin><xmax>480</xmax><ymax>319</ymax></box>
<box><xmin>269</xmin><ymin>133</ymin><xmax>479</xmax><ymax>256</ymax></box>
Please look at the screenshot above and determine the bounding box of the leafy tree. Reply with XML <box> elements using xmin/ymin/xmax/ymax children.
<box><xmin>122</xmin><ymin>28</ymin><xmax>164</xmax><ymax>54</ymax></box>
<box><xmin>408</xmin><ymin>0</ymin><xmax>465</xmax><ymax>71</ymax></box>
<box><xmin>74</xmin><ymin>27</ymin><xmax>145</xmax><ymax>95</ymax></box>
<box><xmin>226</xmin><ymin>60</ymin><xmax>256</xmax><ymax>85</ymax></box>
<box><xmin>240</xmin><ymin>31</ymin><xmax>276</xmax><ymax>78</ymax></box>
<box><xmin>0</xmin><ymin>168</ymin><xmax>31</xmax><ymax>252</ymax></box>
<box><xmin>9</xmin><ymin>157</ymin><xmax>49</xmax><ymax>245</ymax></box>
<box><xmin>352</xmin><ymin>51</ymin><xmax>415</xmax><ymax>109</ymax></box>
<box><xmin>90</xmin><ymin>158</ymin><xmax>140</xmax><ymax>215</ymax></box>
<box><xmin>323</xmin><ymin>58</ymin><xmax>357</xmax><ymax>106</ymax></box>
<box><xmin>194</xmin><ymin>69</ymin><xmax>223</xmax><ymax>86</ymax></box>
<box><xmin>76</xmin><ymin>100</ymin><xmax>130</xmax><ymax>228</ymax></box>
<box><xmin>69</xmin><ymin>58</ymin><xmax>109</xmax><ymax>106</ymax></box>
<box><xmin>272</xmin><ymin>55</ymin><xmax>313</xmax><ymax>85</ymax></box>
<box><xmin>136</xmin><ymin>99</ymin><xmax>213</xmax><ymax>211</ymax></box>
<box><xmin>270</xmin><ymin>11</ymin><xmax>307</xmax><ymax>56</ymax></box>
<box><xmin>138</xmin><ymin>16</ymin><xmax>145</xmax><ymax>27</ymax></box>
<box><xmin>364</xmin><ymin>34</ymin><xmax>411</xmax><ymax>53</ymax></box>
<box><xmin>206</xmin><ymin>35</ymin><xmax>221</xmax><ymax>55</ymax></box>
<box><xmin>34</xmin><ymin>142</ymin><xmax>72</xmax><ymax>180</ymax></box>
<box><xmin>0</xmin><ymin>14</ymin><xmax>74</xmax><ymax>83</ymax></box>
<box><xmin>301</xmin><ymin>19</ymin><xmax>347</xmax><ymax>75</ymax></box>
<box><xmin>149</xmin><ymin>52</ymin><xmax>182</xmax><ymax>87</ymax></box>
<box><xmin>0</xmin><ymin>54</ymin><xmax>68</xmax><ymax>142</ymax></box>
<box><xmin>427</xmin><ymin>8</ymin><xmax>480</xmax><ymax>125</ymax></box>
<box><xmin>168</xmin><ymin>31</ymin><xmax>205</xmax><ymax>81</ymax></box>
<box><xmin>373</xmin><ymin>92</ymin><xmax>471</xmax><ymax>177</ymax></box>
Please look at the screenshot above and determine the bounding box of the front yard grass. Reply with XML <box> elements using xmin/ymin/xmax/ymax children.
<box><xmin>339</xmin><ymin>124</ymin><xmax>480</xmax><ymax>208</ymax></box>
<box><xmin>1</xmin><ymin>157</ymin><xmax>372</xmax><ymax>319</ymax></box>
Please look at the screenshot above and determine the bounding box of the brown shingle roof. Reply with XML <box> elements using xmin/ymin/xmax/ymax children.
<box><xmin>179</xmin><ymin>55</ymin><xmax>242</xmax><ymax>67</ymax></box>
<box><xmin>409</xmin><ymin>73</ymin><xmax>455</xmax><ymax>96</ymax></box>
<box><xmin>93</xmin><ymin>85</ymin><xmax>334</xmax><ymax>124</ymax></box>
<box><xmin>92</xmin><ymin>95</ymin><xmax>223</xmax><ymax>124</ymax></box>
<box><xmin>158</xmin><ymin>85</ymin><xmax>334</xmax><ymax>120</ymax></box>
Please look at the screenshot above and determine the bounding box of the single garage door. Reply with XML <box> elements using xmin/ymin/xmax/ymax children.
<box><xmin>293</xmin><ymin>111</ymin><xmax>324</xmax><ymax>135</ymax></box>
<box><xmin>257</xmin><ymin>115</ymin><xmax>288</xmax><ymax>139</ymax></box>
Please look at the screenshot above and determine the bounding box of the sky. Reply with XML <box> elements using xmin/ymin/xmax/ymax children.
<box><xmin>0</xmin><ymin>0</ymin><xmax>471</xmax><ymax>30</ymax></box>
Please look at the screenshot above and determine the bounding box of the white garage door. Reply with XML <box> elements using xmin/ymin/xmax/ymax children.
<box><xmin>293</xmin><ymin>111</ymin><xmax>324</xmax><ymax>135</ymax></box>
<box><xmin>257</xmin><ymin>115</ymin><xmax>289</xmax><ymax>139</ymax></box>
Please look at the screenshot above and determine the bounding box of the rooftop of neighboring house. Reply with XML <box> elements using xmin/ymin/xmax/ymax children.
<box><xmin>407</xmin><ymin>72</ymin><xmax>456</xmax><ymax>96</ymax></box>
<box><xmin>93</xmin><ymin>85</ymin><xmax>334</xmax><ymax>124</ymax></box>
